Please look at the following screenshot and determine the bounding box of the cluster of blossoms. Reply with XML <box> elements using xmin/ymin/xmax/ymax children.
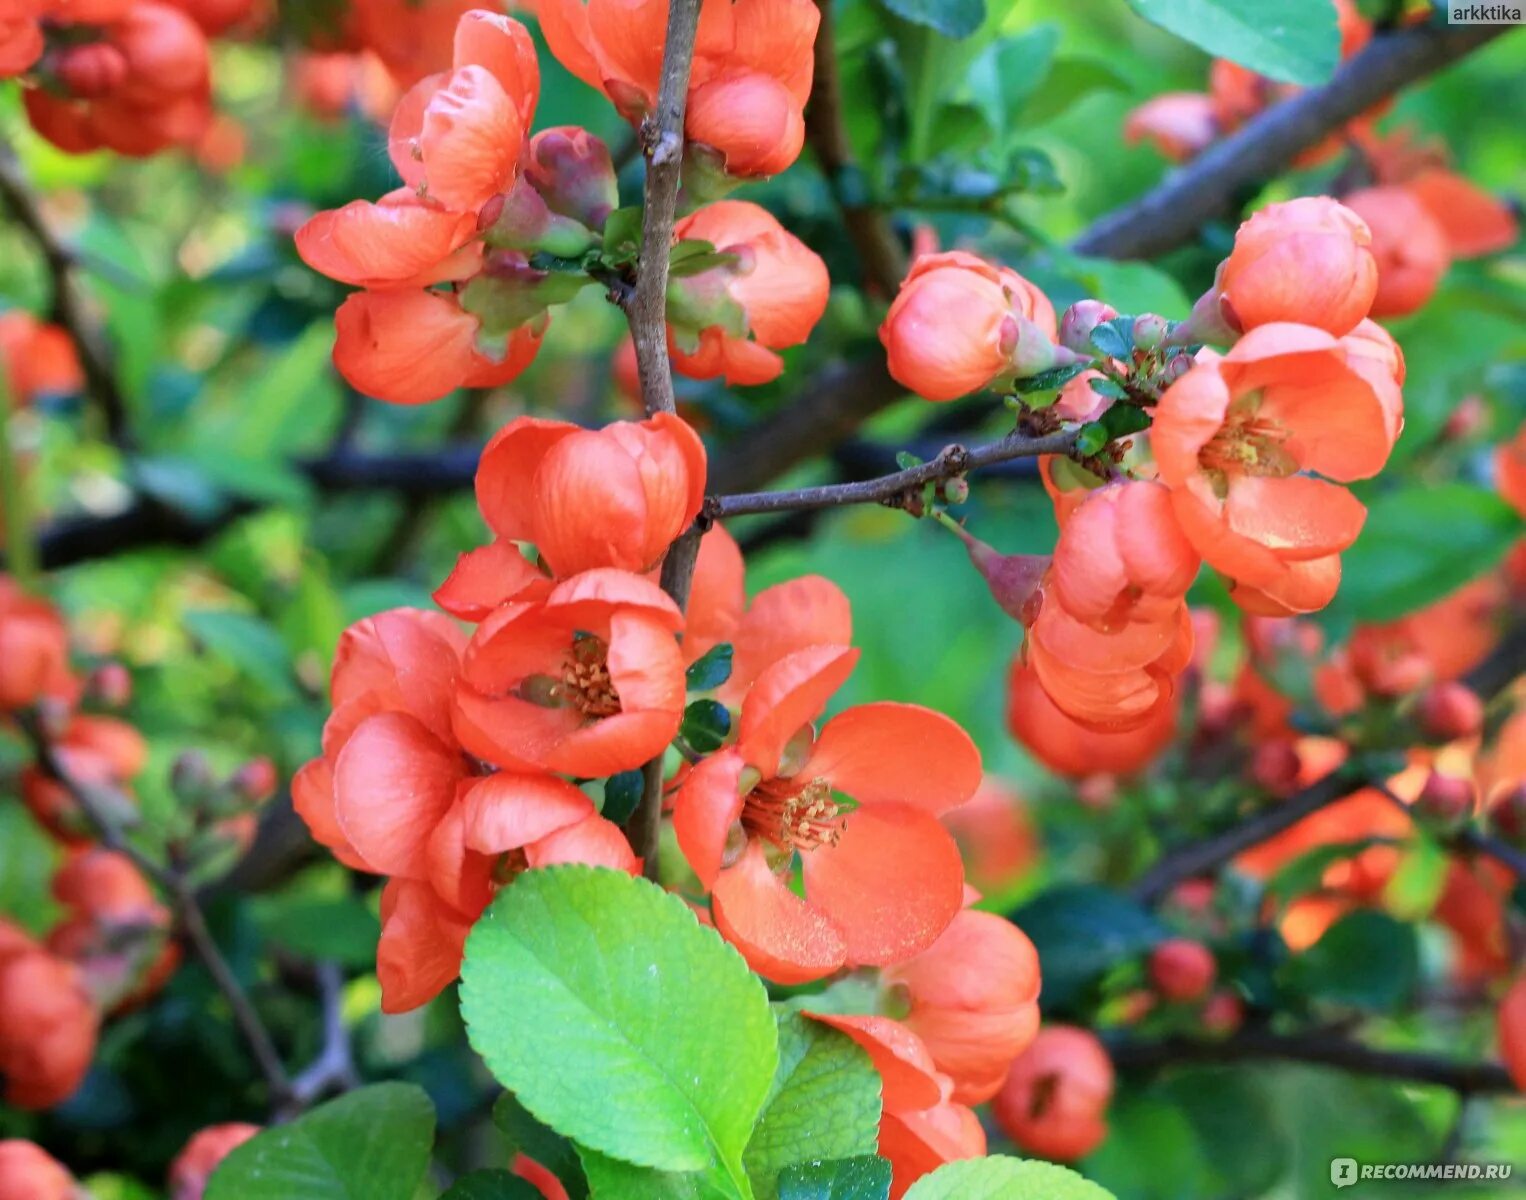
<box><xmin>0</xmin><ymin>575</ymin><xmax>272</xmax><ymax>1115</ymax></box>
<box><xmin>293</xmin><ymin>6</ymin><xmax>829</xmax><ymax>404</ymax></box>
<box><xmin>879</xmin><ymin>196</ymin><xmax>1413</xmax><ymax>739</ymax></box>
<box><xmin>1</xmin><ymin>1122</ymin><xmax>259</xmax><ymax>1200</ymax></box>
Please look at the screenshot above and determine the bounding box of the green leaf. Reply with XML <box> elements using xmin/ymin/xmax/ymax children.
<box><xmin>1075</xmin><ymin>422</ymin><xmax>1108</xmax><ymax>457</ymax></box>
<box><xmin>205</xmin><ymin>1083</ymin><xmax>435</xmax><ymax>1200</ymax></box>
<box><xmin>778</xmin><ymin>1157</ymin><xmax>892</xmax><ymax>1200</ymax></box>
<box><xmin>744</xmin><ymin>1013</ymin><xmax>882</xmax><ymax>1200</ymax></box>
<box><xmin>1011</xmin><ymin>885</ymin><xmax>1164</xmax><ymax>1010</ymax></box>
<box><xmin>687</xmin><ymin>643</ymin><xmax>735</xmax><ymax>691</ymax></box>
<box><xmin>460</xmin><ymin>867</ymin><xmax>777</xmax><ymax>1181</ymax></box>
<box><xmin>682</xmin><ymin>699</ymin><xmax>733</xmax><ymax>753</ymax></box>
<box><xmin>1014</xmin><ymin>363</ymin><xmax>1086</xmax><ymax>394</ymax></box>
<box><xmin>578</xmin><ymin>1151</ymin><xmax>736</xmax><ymax>1200</ymax></box>
<box><xmin>1324</xmin><ymin>484</ymin><xmax>1519</xmax><ymax>624</ymax></box>
<box><xmin>903</xmin><ymin>1157</ymin><xmax>1117</xmax><ymax>1199</ymax></box>
<box><xmin>965</xmin><ymin>26</ymin><xmax>1060</xmax><ymax>145</ymax></box>
<box><xmin>492</xmin><ymin>1092</ymin><xmax>589</xmax><ymax>1200</ymax></box>
<box><xmin>1018</xmin><ymin>56</ymin><xmax>1129</xmax><ymax>127</ymax></box>
<box><xmin>601</xmin><ymin>771</ymin><xmax>644</xmax><ymax>825</ymax></box>
<box><xmin>879</xmin><ymin>0</ymin><xmax>985</xmax><ymax>39</ymax></box>
<box><xmin>442</xmin><ymin>1172</ymin><xmax>543</xmax><ymax>1200</ymax></box>
<box><xmin>1089</xmin><ymin>317</ymin><xmax>1135</xmax><ymax>360</ymax></box>
<box><xmin>1294</xmin><ymin>909</ymin><xmax>1419</xmax><ymax>1011</ymax></box>
<box><xmin>186</xmin><ymin>610</ymin><xmax>298</xmax><ymax>699</ymax></box>
<box><xmin>1125</xmin><ymin>0</ymin><xmax>1339</xmax><ymax>85</ymax></box>
<box><xmin>602</xmin><ymin>206</ymin><xmax>644</xmax><ymax>259</ymax></box>
<box><xmin>250</xmin><ymin>895</ymin><xmax>381</xmax><ymax>969</ymax></box>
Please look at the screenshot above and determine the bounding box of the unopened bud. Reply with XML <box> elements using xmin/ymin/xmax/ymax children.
<box><xmin>941</xmin><ymin>476</ymin><xmax>970</xmax><ymax>505</ymax></box>
<box><xmin>1058</xmin><ymin>299</ymin><xmax>1118</xmax><ymax>355</ymax></box>
<box><xmin>1165</xmin><ymin>284</ymin><xmax>1238</xmax><ymax>349</ymax></box>
<box><xmin>86</xmin><ymin>663</ymin><xmax>132</xmax><ymax>710</ymax></box>
<box><xmin>1415</xmin><ymin>681</ymin><xmax>1484</xmax><ymax>743</ymax></box>
<box><xmin>1148</xmin><ymin>938</ymin><xmax>1217</xmax><ymax>1002</ymax></box>
<box><xmin>480</xmin><ymin>177</ymin><xmax>595</xmax><ymax>258</ymax></box>
<box><xmin>944</xmin><ymin>521</ymin><xmax>1048</xmax><ymax>625</ymax></box>
<box><xmin>1002</xmin><ymin>315</ymin><xmax>1091</xmax><ymax>380</ymax></box>
<box><xmin>525</xmin><ymin>126</ymin><xmax>619</xmax><ymax>232</ymax></box>
<box><xmin>1414</xmin><ymin>771</ymin><xmax>1476</xmax><ymax>831</ymax></box>
<box><xmin>171</xmin><ymin>751</ymin><xmax>215</xmax><ymax>801</ymax></box>
<box><xmin>1161</xmin><ymin>352</ymin><xmax>1194</xmax><ymax>384</ymax></box>
<box><xmin>1201</xmin><ymin>991</ymin><xmax>1244</xmax><ymax>1036</ymax></box>
<box><xmin>1250</xmin><ymin>738</ymin><xmax>1301</xmax><ymax>797</ymax></box>
<box><xmin>1488</xmin><ymin>783</ymin><xmax>1526</xmax><ymax>845</ymax></box>
<box><xmin>459</xmin><ymin>252</ymin><xmax>590</xmax><ymax>335</ymax></box>
<box><xmin>231</xmin><ymin>756</ymin><xmax>278</xmax><ymax>805</ymax></box>
<box><xmin>1132</xmin><ymin>313</ymin><xmax>1169</xmax><ymax>352</ymax></box>
<box><xmin>1442</xmin><ymin>395</ymin><xmax>1486</xmax><ymax>442</ymax></box>
<box><xmin>54</xmin><ymin>42</ymin><xmax>129</xmax><ymax>99</ymax></box>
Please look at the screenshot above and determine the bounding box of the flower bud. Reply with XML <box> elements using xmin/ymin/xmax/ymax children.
<box><xmin>1148</xmin><ymin>937</ymin><xmax>1216</xmax><ymax>1002</ymax></box>
<box><xmin>479</xmin><ymin>177</ymin><xmax>596</xmax><ymax>258</ymax></box>
<box><xmin>1442</xmin><ymin>394</ymin><xmax>1486</xmax><ymax>442</ymax></box>
<box><xmin>524</xmin><ymin>126</ymin><xmax>618</xmax><ymax>232</ymax></box>
<box><xmin>1415</xmin><ymin>681</ymin><xmax>1484</xmax><ymax>743</ymax></box>
<box><xmin>1131</xmin><ymin>313</ymin><xmax>1169</xmax><ymax>352</ymax></box>
<box><xmin>171</xmin><ymin>750</ymin><xmax>215</xmax><ymax>802</ymax></box>
<box><xmin>685</xmin><ymin>72</ymin><xmax>805</xmax><ymax>181</ymax></box>
<box><xmin>1058</xmin><ymin>299</ymin><xmax>1117</xmax><ymax>355</ymax></box>
<box><xmin>0</xmin><ymin>1139</ymin><xmax>78</xmax><ymax>1200</ymax></box>
<box><xmin>945</xmin><ymin>522</ymin><xmax>1047</xmax><ymax>625</ymax></box>
<box><xmin>1249</xmin><ymin>738</ymin><xmax>1301</xmax><ymax>797</ymax></box>
<box><xmin>53</xmin><ymin>42</ymin><xmax>130</xmax><ymax>99</ymax></box>
<box><xmin>1004</xmin><ymin>315</ymin><xmax>1091</xmax><ymax>381</ymax></box>
<box><xmin>1165</xmin><ymin>282</ymin><xmax>1238</xmax><ymax>348</ymax></box>
<box><xmin>1343</xmin><ymin>186</ymin><xmax>1450</xmax><ymax>320</ymax></box>
<box><xmin>230</xmin><ymin>756</ymin><xmax>278</xmax><ymax>805</ymax></box>
<box><xmin>1488</xmin><ymin>783</ymin><xmax>1526</xmax><ymax>845</ymax></box>
<box><xmin>1414</xmin><ymin>771</ymin><xmax>1476</xmax><ymax>831</ymax></box>
<box><xmin>1201</xmin><ymin>990</ymin><xmax>1244</xmax><ymax>1036</ymax></box>
<box><xmin>85</xmin><ymin>663</ymin><xmax>132</xmax><ymax>710</ymax></box>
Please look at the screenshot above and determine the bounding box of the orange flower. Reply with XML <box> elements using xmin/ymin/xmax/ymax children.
<box><xmin>22</xmin><ymin>716</ymin><xmax>146</xmax><ymax>845</ymax></box>
<box><xmin>331</xmin><ymin>287</ymin><xmax>542</xmax><ymax>405</ymax></box>
<box><xmin>1122</xmin><ymin>92</ymin><xmax>1217</xmax><ymax>161</ymax></box>
<box><xmin>0</xmin><ymin>3</ymin><xmax>45</xmax><ymax>78</ymax></box>
<box><xmin>1343</xmin><ymin>186</ymin><xmax>1451</xmax><ymax>319</ymax></box>
<box><xmin>881</xmin><ymin>908</ymin><xmax>1041</xmax><ymax>1103</ymax></box>
<box><xmin>879</xmin><ymin>251</ymin><xmax>1061</xmax><ymax>402</ymax></box>
<box><xmin>940</xmin><ymin>777</ymin><xmax>1036</xmax><ymax>895</ymax></box>
<box><xmin>666</xmin><ymin>201</ymin><xmax>829</xmax><ymax>386</ymax></box>
<box><xmin>1404</xmin><ymin>169</ymin><xmax>1519</xmax><ymax>260</ymax></box>
<box><xmin>991</xmin><ymin>1025</ymin><xmax>1114</xmax><ymax>1162</ymax></box>
<box><xmin>1498</xmin><ymin>422</ymin><xmax>1526</xmax><ymax>517</ymax></box>
<box><xmin>0</xmin><ymin>312</ymin><xmax>84</xmax><ymax>403</ymax></box>
<box><xmin>0</xmin><ymin>576</ymin><xmax>75</xmax><ymax>712</ymax></box>
<box><xmin>1051</xmin><ymin>480</ymin><xmax>1199</xmax><ymax>630</ymax></box>
<box><xmin>1214</xmin><ymin>198</ymin><xmax>1378</xmax><ymax>337</ymax></box>
<box><xmin>387</xmin><ymin>11</ymin><xmax>540</xmax><ymax>213</ymax></box>
<box><xmin>0</xmin><ymin>922</ymin><xmax>99</xmax><ymax>1110</ymax></box>
<box><xmin>679</xmin><ymin>524</ymin><xmax>746</xmax><ymax>667</ymax></box>
<box><xmin>0</xmin><ymin>1140</ymin><xmax>78</xmax><ymax>1200</ymax></box>
<box><xmin>674</xmin><ymin>645</ymin><xmax>980</xmax><ymax>981</ymax></box>
<box><xmin>163</xmin><ymin>0</ymin><xmax>260</xmax><ymax>36</ymax></box>
<box><xmin>474</xmin><ymin>413</ymin><xmax>707</xmax><ymax>578</ymax></box>
<box><xmin>347</xmin><ymin>0</ymin><xmax>480</xmax><ymax>86</ymax></box>
<box><xmin>880</xmin><ymin>1085</ymin><xmax>986</xmax><ymax>1200</ymax></box>
<box><xmin>717</xmin><ymin>573</ymin><xmax>852</xmax><ymax>704</ymax></box>
<box><xmin>47</xmin><ymin>848</ymin><xmax>179</xmax><ymax>1010</ymax></box>
<box><xmin>168</xmin><ymin>1124</ymin><xmax>261</xmax><ymax>1200</ymax></box>
<box><xmin>1154</xmin><ymin>324</ymin><xmax>1397</xmax><ymax>606</ymax></box>
<box><xmin>1502</xmin><ymin>974</ymin><xmax>1526</xmax><ymax>1092</ymax></box>
<box><xmin>455</xmin><ymin>570</ymin><xmax>686</xmax><ymax>777</ymax></box>
<box><xmin>295</xmin><ymin>189</ymin><xmax>483</xmax><ymax>290</ymax></box>
<box><xmin>537</xmin><ymin>0</ymin><xmax>818</xmax><ymax>179</ymax></box>
<box><xmin>1006</xmin><ymin>658</ymin><xmax>1177</xmax><ymax>779</ymax></box>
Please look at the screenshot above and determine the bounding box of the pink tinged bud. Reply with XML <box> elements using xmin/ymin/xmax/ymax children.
<box><xmin>1415</xmin><ymin>681</ymin><xmax>1484</xmax><ymax>743</ymax></box>
<box><xmin>480</xmin><ymin>176</ymin><xmax>594</xmax><ymax>258</ymax></box>
<box><xmin>86</xmin><ymin>663</ymin><xmax>132</xmax><ymax>709</ymax></box>
<box><xmin>1132</xmin><ymin>313</ymin><xmax>1169</xmax><ymax>352</ymax></box>
<box><xmin>946</xmin><ymin>522</ymin><xmax>1049</xmax><ymax>625</ymax></box>
<box><xmin>525</xmin><ymin>125</ymin><xmax>619</xmax><ymax>232</ymax></box>
<box><xmin>1148</xmin><ymin>938</ymin><xmax>1216</xmax><ymax>1002</ymax></box>
<box><xmin>1249</xmin><ymin>739</ymin><xmax>1301</xmax><ymax>797</ymax></box>
<box><xmin>1003</xmin><ymin>315</ymin><xmax>1091</xmax><ymax>381</ymax></box>
<box><xmin>1202</xmin><ymin>991</ymin><xmax>1244</xmax><ymax>1036</ymax></box>
<box><xmin>1415</xmin><ymin>772</ymin><xmax>1476</xmax><ymax>829</ymax></box>
<box><xmin>231</xmin><ymin>757</ymin><xmax>278</xmax><ymax>805</ymax></box>
<box><xmin>1442</xmin><ymin>395</ymin><xmax>1486</xmax><ymax>442</ymax></box>
<box><xmin>54</xmin><ymin>42</ymin><xmax>129</xmax><ymax>98</ymax></box>
<box><xmin>1489</xmin><ymin>784</ymin><xmax>1526</xmax><ymax>845</ymax></box>
<box><xmin>1059</xmin><ymin>300</ymin><xmax>1119</xmax><ymax>355</ymax></box>
<box><xmin>1166</xmin><ymin>285</ymin><xmax>1239</xmax><ymax>348</ymax></box>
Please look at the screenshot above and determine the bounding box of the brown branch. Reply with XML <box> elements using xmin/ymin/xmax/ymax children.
<box><xmin>627</xmin><ymin>0</ymin><xmax>702</xmax><ymax>416</ymax></box>
<box><xmin>0</xmin><ymin>142</ymin><xmax>135</xmax><ymax>450</ymax></box>
<box><xmin>804</xmin><ymin>0</ymin><xmax>906</xmax><ymax>295</ymax></box>
<box><xmin>620</xmin><ymin>0</ymin><xmax>704</xmax><ymax>877</ymax></box>
<box><xmin>17</xmin><ymin>711</ymin><xmax>293</xmax><ymax>1105</ymax></box>
<box><xmin>1130</xmin><ymin>624</ymin><xmax>1526</xmax><ymax>905</ymax></box>
<box><xmin>1072</xmin><ymin>20</ymin><xmax>1513</xmax><ymax>259</ymax></box>
<box><xmin>714</xmin><ymin>21</ymin><xmax>1512</xmax><ymax>495</ymax></box>
<box><xmin>707</xmin><ymin>427</ymin><xmax>1077</xmax><ymax>519</ymax></box>
<box><xmin>274</xmin><ymin>961</ymin><xmax>357</xmax><ymax>1123</ymax></box>
<box><xmin>1110</xmin><ymin>1028</ymin><xmax>1515</xmax><ymax>1096</ymax></box>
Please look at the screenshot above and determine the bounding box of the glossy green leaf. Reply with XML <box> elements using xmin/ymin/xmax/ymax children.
<box><xmin>904</xmin><ymin>1157</ymin><xmax>1117</xmax><ymax>1198</ymax></box>
<box><xmin>778</xmin><ymin>1156</ymin><xmax>892</xmax><ymax>1200</ymax></box>
<box><xmin>1126</xmin><ymin>0</ymin><xmax>1339</xmax><ymax>85</ymax></box>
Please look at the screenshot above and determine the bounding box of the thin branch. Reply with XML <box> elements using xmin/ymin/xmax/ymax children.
<box><xmin>707</xmin><ymin>427</ymin><xmax>1076</xmax><ymax>519</ymax></box>
<box><xmin>1072</xmin><ymin>20</ymin><xmax>1513</xmax><ymax>259</ymax></box>
<box><xmin>16</xmin><ymin>712</ymin><xmax>293</xmax><ymax>1105</ymax></box>
<box><xmin>714</xmin><ymin>20</ymin><xmax>1512</xmax><ymax>495</ymax></box>
<box><xmin>628</xmin><ymin>0</ymin><xmax>702</xmax><ymax>417</ymax></box>
<box><xmin>275</xmin><ymin>961</ymin><xmax>357</xmax><ymax>1122</ymax></box>
<box><xmin>804</xmin><ymin>0</ymin><xmax>906</xmax><ymax>294</ymax></box>
<box><xmin>0</xmin><ymin>143</ymin><xmax>135</xmax><ymax>450</ymax></box>
<box><xmin>1109</xmin><ymin>1028</ymin><xmax>1516</xmax><ymax>1096</ymax></box>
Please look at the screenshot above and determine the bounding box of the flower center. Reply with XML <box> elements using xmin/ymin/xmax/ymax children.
<box><xmin>561</xmin><ymin>636</ymin><xmax>621</xmax><ymax>718</ymax></box>
<box><xmin>741</xmin><ymin>776</ymin><xmax>848</xmax><ymax>854</ymax></box>
<box><xmin>1198</xmin><ymin>398</ymin><xmax>1297</xmax><ymax>482</ymax></box>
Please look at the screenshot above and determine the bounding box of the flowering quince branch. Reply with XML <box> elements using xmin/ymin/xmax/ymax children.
<box><xmin>706</xmin><ymin>427</ymin><xmax>1079</xmax><ymax>519</ymax></box>
<box><xmin>14</xmin><ymin>710</ymin><xmax>295</xmax><ymax>1107</ymax></box>
<box><xmin>274</xmin><ymin>962</ymin><xmax>358</xmax><ymax>1123</ymax></box>
<box><xmin>1108</xmin><ymin>1028</ymin><xmax>1516</xmax><ymax>1096</ymax></box>
<box><xmin>1130</xmin><ymin>625</ymin><xmax>1526</xmax><ymax>906</ymax></box>
<box><xmin>0</xmin><ymin>144</ymin><xmax>134</xmax><ymax>452</ymax></box>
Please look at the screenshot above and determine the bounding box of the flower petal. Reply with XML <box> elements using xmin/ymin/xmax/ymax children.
<box><xmin>711</xmin><ymin>841</ymin><xmax>846</xmax><ymax>984</ymax></box>
<box><xmin>737</xmin><ymin>644</ymin><xmax>859</xmax><ymax>773</ymax></box>
<box><xmin>463</xmin><ymin>772</ymin><xmax>595</xmax><ymax>852</ymax></box>
<box><xmin>807</xmin><ymin>702</ymin><xmax>982</xmax><ymax>815</ymax></box>
<box><xmin>803</xmin><ymin>1012</ymin><xmax>944</xmax><ymax>1112</ymax></box>
<box><xmin>673</xmin><ymin>749</ymin><xmax>746</xmax><ymax>889</ymax></box>
<box><xmin>377</xmin><ymin>878</ymin><xmax>472</xmax><ymax>1014</ymax></box>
